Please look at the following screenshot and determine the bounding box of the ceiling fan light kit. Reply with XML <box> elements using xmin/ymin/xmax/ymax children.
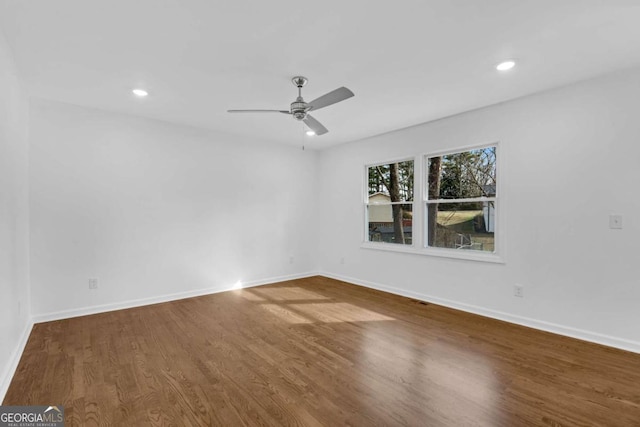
<box><xmin>228</xmin><ymin>76</ymin><xmax>354</xmax><ymax>136</ymax></box>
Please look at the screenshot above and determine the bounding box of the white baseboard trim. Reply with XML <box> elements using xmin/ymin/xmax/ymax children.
<box><xmin>319</xmin><ymin>271</ymin><xmax>640</xmax><ymax>355</ymax></box>
<box><xmin>32</xmin><ymin>271</ymin><xmax>320</xmax><ymax>324</ymax></box>
<box><xmin>0</xmin><ymin>318</ymin><xmax>34</xmax><ymax>403</ymax></box>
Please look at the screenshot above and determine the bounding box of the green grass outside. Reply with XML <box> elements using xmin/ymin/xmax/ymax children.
<box><xmin>435</xmin><ymin>209</ymin><xmax>494</xmax><ymax>251</ymax></box>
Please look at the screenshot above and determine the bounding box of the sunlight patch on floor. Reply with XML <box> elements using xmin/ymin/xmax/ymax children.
<box><xmin>288</xmin><ymin>302</ymin><xmax>395</xmax><ymax>323</ymax></box>
<box><xmin>248</xmin><ymin>287</ymin><xmax>396</xmax><ymax>324</ymax></box>
<box><xmin>261</xmin><ymin>304</ymin><xmax>314</xmax><ymax>323</ymax></box>
<box><xmin>251</xmin><ymin>287</ymin><xmax>331</xmax><ymax>301</ymax></box>
<box><xmin>237</xmin><ymin>291</ymin><xmax>265</xmax><ymax>301</ymax></box>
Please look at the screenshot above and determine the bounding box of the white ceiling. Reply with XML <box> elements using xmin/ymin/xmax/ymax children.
<box><xmin>2</xmin><ymin>0</ymin><xmax>640</xmax><ymax>149</ymax></box>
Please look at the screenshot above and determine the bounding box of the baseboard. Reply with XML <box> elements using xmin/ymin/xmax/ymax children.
<box><xmin>0</xmin><ymin>318</ymin><xmax>33</xmax><ymax>403</ymax></box>
<box><xmin>319</xmin><ymin>271</ymin><xmax>640</xmax><ymax>355</ymax></box>
<box><xmin>32</xmin><ymin>271</ymin><xmax>320</xmax><ymax>324</ymax></box>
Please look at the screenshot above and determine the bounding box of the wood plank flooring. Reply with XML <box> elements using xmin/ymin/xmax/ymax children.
<box><xmin>4</xmin><ymin>276</ymin><xmax>640</xmax><ymax>426</ymax></box>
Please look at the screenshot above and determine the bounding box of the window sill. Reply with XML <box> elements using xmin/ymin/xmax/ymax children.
<box><xmin>360</xmin><ymin>242</ymin><xmax>505</xmax><ymax>264</ymax></box>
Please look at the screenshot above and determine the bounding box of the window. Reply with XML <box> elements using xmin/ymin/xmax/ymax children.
<box><xmin>362</xmin><ymin>145</ymin><xmax>501</xmax><ymax>262</ymax></box>
<box><xmin>365</xmin><ymin>159</ymin><xmax>414</xmax><ymax>245</ymax></box>
<box><xmin>425</xmin><ymin>146</ymin><xmax>497</xmax><ymax>253</ymax></box>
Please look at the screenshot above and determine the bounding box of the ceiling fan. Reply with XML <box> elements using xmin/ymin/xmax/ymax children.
<box><xmin>227</xmin><ymin>76</ymin><xmax>354</xmax><ymax>136</ymax></box>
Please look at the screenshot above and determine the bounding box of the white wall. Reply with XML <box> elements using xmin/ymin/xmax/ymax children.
<box><xmin>0</xmin><ymin>31</ymin><xmax>31</xmax><ymax>398</ymax></box>
<box><xmin>29</xmin><ymin>100</ymin><xmax>318</xmax><ymax>319</ymax></box>
<box><xmin>318</xmin><ymin>67</ymin><xmax>640</xmax><ymax>351</ymax></box>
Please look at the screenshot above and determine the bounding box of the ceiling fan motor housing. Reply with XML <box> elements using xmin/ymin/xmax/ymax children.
<box><xmin>291</xmin><ymin>99</ymin><xmax>308</xmax><ymax>120</ymax></box>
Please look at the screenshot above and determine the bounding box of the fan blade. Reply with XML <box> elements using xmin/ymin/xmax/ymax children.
<box><xmin>227</xmin><ymin>109</ymin><xmax>290</xmax><ymax>114</ymax></box>
<box><xmin>307</xmin><ymin>87</ymin><xmax>354</xmax><ymax>111</ymax></box>
<box><xmin>303</xmin><ymin>114</ymin><xmax>329</xmax><ymax>135</ymax></box>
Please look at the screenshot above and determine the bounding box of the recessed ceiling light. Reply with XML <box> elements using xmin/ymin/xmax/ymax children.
<box><xmin>496</xmin><ymin>60</ymin><xmax>516</xmax><ymax>71</ymax></box>
<box><xmin>306</xmin><ymin>130</ymin><xmax>316</xmax><ymax>136</ymax></box>
<box><xmin>132</xmin><ymin>89</ymin><xmax>148</xmax><ymax>97</ymax></box>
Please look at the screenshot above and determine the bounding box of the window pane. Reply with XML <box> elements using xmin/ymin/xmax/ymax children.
<box><xmin>426</xmin><ymin>202</ymin><xmax>494</xmax><ymax>251</ymax></box>
<box><xmin>428</xmin><ymin>147</ymin><xmax>496</xmax><ymax>200</ymax></box>
<box><xmin>368</xmin><ymin>160</ymin><xmax>414</xmax><ymax>202</ymax></box>
<box><xmin>368</xmin><ymin>203</ymin><xmax>413</xmax><ymax>244</ymax></box>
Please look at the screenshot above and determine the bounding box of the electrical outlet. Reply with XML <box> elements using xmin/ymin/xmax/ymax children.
<box><xmin>289</xmin><ymin>256</ymin><xmax>294</xmax><ymax>264</ymax></box>
<box><xmin>609</xmin><ymin>214</ymin><xmax>623</xmax><ymax>229</ymax></box>
<box><xmin>340</xmin><ymin>257</ymin><xmax>345</xmax><ymax>264</ymax></box>
<box><xmin>88</xmin><ymin>278</ymin><xmax>99</xmax><ymax>289</ymax></box>
<box><xmin>514</xmin><ymin>284</ymin><xmax>524</xmax><ymax>298</ymax></box>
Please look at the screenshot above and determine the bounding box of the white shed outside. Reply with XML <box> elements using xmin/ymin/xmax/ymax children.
<box><xmin>368</xmin><ymin>193</ymin><xmax>392</xmax><ymax>222</ymax></box>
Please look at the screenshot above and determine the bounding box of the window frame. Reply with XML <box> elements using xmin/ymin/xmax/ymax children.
<box><xmin>360</xmin><ymin>142</ymin><xmax>504</xmax><ymax>264</ymax></box>
<box><xmin>422</xmin><ymin>143</ymin><xmax>502</xmax><ymax>263</ymax></box>
<box><xmin>362</xmin><ymin>156</ymin><xmax>417</xmax><ymax>249</ymax></box>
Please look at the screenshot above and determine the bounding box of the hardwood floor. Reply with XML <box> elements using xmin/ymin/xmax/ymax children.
<box><xmin>5</xmin><ymin>276</ymin><xmax>640</xmax><ymax>426</ymax></box>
